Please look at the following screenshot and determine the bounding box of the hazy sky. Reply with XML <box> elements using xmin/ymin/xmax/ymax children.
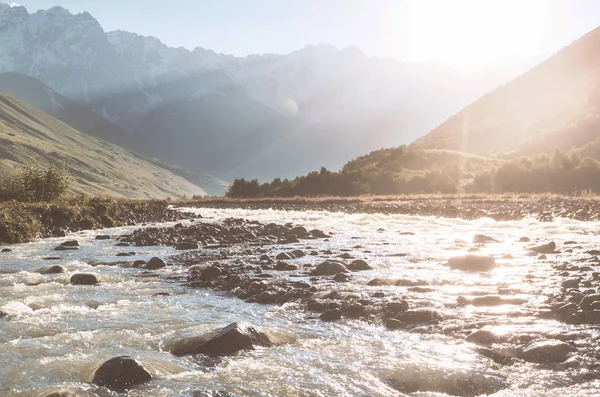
<box><xmin>8</xmin><ymin>0</ymin><xmax>600</xmax><ymax>66</ymax></box>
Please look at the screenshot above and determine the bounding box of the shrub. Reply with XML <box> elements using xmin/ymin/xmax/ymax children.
<box><xmin>0</xmin><ymin>164</ymin><xmax>71</xmax><ymax>202</ymax></box>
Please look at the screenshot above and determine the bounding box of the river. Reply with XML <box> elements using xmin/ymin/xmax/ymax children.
<box><xmin>1</xmin><ymin>207</ymin><xmax>599</xmax><ymax>396</ymax></box>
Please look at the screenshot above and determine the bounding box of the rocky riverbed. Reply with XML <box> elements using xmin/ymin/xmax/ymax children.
<box><xmin>1</xmin><ymin>207</ymin><xmax>600</xmax><ymax>396</ymax></box>
<box><xmin>182</xmin><ymin>196</ymin><xmax>600</xmax><ymax>222</ymax></box>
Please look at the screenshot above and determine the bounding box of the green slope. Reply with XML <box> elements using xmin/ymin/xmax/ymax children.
<box><xmin>0</xmin><ymin>90</ymin><xmax>227</xmax><ymax>198</ymax></box>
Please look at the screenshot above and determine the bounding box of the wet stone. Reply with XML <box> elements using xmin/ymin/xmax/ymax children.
<box><xmin>386</xmin><ymin>300</ymin><xmax>409</xmax><ymax>314</ymax></box>
<box><xmin>320</xmin><ymin>309</ymin><xmax>342</xmax><ymax>321</ymax></box>
<box><xmin>333</xmin><ymin>273</ymin><xmax>351</xmax><ymax>282</ymax></box>
<box><xmin>70</xmin><ymin>274</ymin><xmax>99</xmax><ymax>285</ymax></box>
<box><xmin>312</xmin><ymin>261</ymin><xmax>350</xmax><ymax>276</ymax></box>
<box><xmin>466</xmin><ymin>329</ymin><xmax>499</xmax><ymax>345</ymax></box>
<box><xmin>347</xmin><ymin>259</ymin><xmax>373</xmax><ymax>271</ymax></box>
<box><xmin>473</xmin><ymin>234</ymin><xmax>499</xmax><ymax>243</ymax></box>
<box><xmin>521</xmin><ymin>340</ymin><xmax>575</xmax><ymax>364</ymax></box>
<box><xmin>145</xmin><ymin>257</ymin><xmax>167</xmax><ymax>270</ymax></box>
<box><xmin>580</xmin><ymin>294</ymin><xmax>600</xmax><ymax>310</ymax></box>
<box><xmin>168</xmin><ymin>322</ymin><xmax>275</xmax><ymax>357</ymax></box>
<box><xmin>396</xmin><ymin>309</ymin><xmax>442</xmax><ymax>325</ymax></box>
<box><xmin>39</xmin><ymin>265</ymin><xmax>66</xmax><ymax>274</ymax></box>
<box><xmin>385</xmin><ymin>318</ymin><xmax>403</xmax><ymax>330</ymax></box>
<box><xmin>176</xmin><ymin>242</ymin><xmax>200</xmax><ymax>250</ymax></box>
<box><xmin>528</xmin><ymin>241</ymin><xmax>556</xmax><ymax>254</ymax></box>
<box><xmin>92</xmin><ymin>356</ymin><xmax>152</xmax><ymax>391</ymax></box>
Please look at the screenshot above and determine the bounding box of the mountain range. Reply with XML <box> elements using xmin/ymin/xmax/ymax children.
<box><xmin>0</xmin><ymin>2</ymin><xmax>534</xmax><ymax>180</ymax></box>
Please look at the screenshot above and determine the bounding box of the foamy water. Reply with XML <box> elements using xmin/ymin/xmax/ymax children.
<box><xmin>1</xmin><ymin>208</ymin><xmax>599</xmax><ymax>396</ymax></box>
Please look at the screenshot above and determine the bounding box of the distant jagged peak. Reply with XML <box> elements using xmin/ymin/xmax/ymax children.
<box><xmin>107</xmin><ymin>29</ymin><xmax>166</xmax><ymax>47</ymax></box>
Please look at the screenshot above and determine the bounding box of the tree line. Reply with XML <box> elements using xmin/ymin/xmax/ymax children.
<box><xmin>226</xmin><ymin>148</ymin><xmax>600</xmax><ymax>197</ymax></box>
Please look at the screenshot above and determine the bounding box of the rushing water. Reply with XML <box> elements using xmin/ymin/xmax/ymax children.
<box><xmin>1</xmin><ymin>208</ymin><xmax>600</xmax><ymax>396</ymax></box>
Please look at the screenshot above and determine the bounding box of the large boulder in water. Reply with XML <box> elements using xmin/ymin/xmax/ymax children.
<box><xmin>527</xmin><ymin>241</ymin><xmax>556</xmax><ymax>254</ymax></box>
<box><xmin>447</xmin><ymin>255</ymin><xmax>496</xmax><ymax>272</ymax></box>
<box><xmin>92</xmin><ymin>356</ymin><xmax>152</xmax><ymax>391</ymax></box>
<box><xmin>168</xmin><ymin>322</ymin><xmax>275</xmax><ymax>357</ymax></box>
<box><xmin>347</xmin><ymin>259</ymin><xmax>373</xmax><ymax>271</ymax></box>
<box><xmin>521</xmin><ymin>340</ymin><xmax>575</xmax><ymax>363</ymax></box>
<box><xmin>145</xmin><ymin>257</ymin><xmax>167</xmax><ymax>270</ymax></box>
<box><xmin>70</xmin><ymin>274</ymin><xmax>99</xmax><ymax>285</ymax></box>
<box><xmin>311</xmin><ymin>260</ymin><xmax>350</xmax><ymax>276</ymax></box>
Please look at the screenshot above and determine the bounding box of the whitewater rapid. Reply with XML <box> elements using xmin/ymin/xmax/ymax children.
<box><xmin>1</xmin><ymin>208</ymin><xmax>599</xmax><ymax>396</ymax></box>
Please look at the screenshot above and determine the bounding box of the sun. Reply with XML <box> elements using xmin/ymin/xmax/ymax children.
<box><xmin>399</xmin><ymin>0</ymin><xmax>551</xmax><ymax>67</ymax></box>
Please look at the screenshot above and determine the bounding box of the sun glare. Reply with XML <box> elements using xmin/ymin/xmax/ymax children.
<box><xmin>399</xmin><ymin>0</ymin><xmax>551</xmax><ymax>66</ymax></box>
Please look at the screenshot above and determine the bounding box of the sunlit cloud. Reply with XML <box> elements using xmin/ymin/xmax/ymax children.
<box><xmin>9</xmin><ymin>2</ymin><xmax>19</xmax><ymax>7</ymax></box>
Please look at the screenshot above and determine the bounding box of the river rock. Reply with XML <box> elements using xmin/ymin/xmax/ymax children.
<box><xmin>580</xmin><ymin>294</ymin><xmax>600</xmax><ymax>310</ymax></box>
<box><xmin>521</xmin><ymin>340</ymin><xmax>575</xmax><ymax>363</ymax></box>
<box><xmin>290</xmin><ymin>226</ymin><xmax>308</xmax><ymax>237</ymax></box>
<box><xmin>39</xmin><ymin>265</ymin><xmax>66</xmax><ymax>274</ymax></box>
<box><xmin>145</xmin><ymin>257</ymin><xmax>167</xmax><ymax>270</ymax></box>
<box><xmin>473</xmin><ymin>234</ymin><xmax>499</xmax><ymax>243</ymax></box>
<box><xmin>54</xmin><ymin>245</ymin><xmax>78</xmax><ymax>251</ymax></box>
<box><xmin>133</xmin><ymin>260</ymin><xmax>146</xmax><ymax>268</ymax></box>
<box><xmin>312</xmin><ymin>260</ymin><xmax>350</xmax><ymax>276</ymax></box>
<box><xmin>562</xmin><ymin>278</ymin><xmax>581</xmax><ymax>289</ymax></box>
<box><xmin>466</xmin><ymin>329</ymin><xmax>499</xmax><ymax>345</ymax></box>
<box><xmin>92</xmin><ymin>356</ymin><xmax>152</xmax><ymax>390</ymax></box>
<box><xmin>196</xmin><ymin>265</ymin><xmax>223</xmax><ymax>281</ymax></box>
<box><xmin>386</xmin><ymin>300</ymin><xmax>409</xmax><ymax>314</ymax></box>
<box><xmin>291</xmin><ymin>249</ymin><xmax>306</xmax><ymax>258</ymax></box>
<box><xmin>386</xmin><ymin>318</ymin><xmax>403</xmax><ymax>330</ymax></box>
<box><xmin>447</xmin><ymin>255</ymin><xmax>496</xmax><ymax>272</ymax></box>
<box><xmin>95</xmin><ymin>235</ymin><xmax>111</xmax><ymax>240</ymax></box>
<box><xmin>70</xmin><ymin>274</ymin><xmax>99</xmax><ymax>285</ymax></box>
<box><xmin>320</xmin><ymin>309</ymin><xmax>342</xmax><ymax>321</ymax></box>
<box><xmin>310</xmin><ymin>229</ymin><xmax>330</xmax><ymax>238</ymax></box>
<box><xmin>60</xmin><ymin>240</ymin><xmax>79</xmax><ymax>247</ymax></box>
<box><xmin>176</xmin><ymin>242</ymin><xmax>199</xmax><ymax>250</ymax></box>
<box><xmin>276</xmin><ymin>252</ymin><xmax>294</xmax><ymax>260</ymax></box>
<box><xmin>1</xmin><ymin>248</ymin><xmax>11</xmax><ymax>252</ymax></box>
<box><xmin>169</xmin><ymin>322</ymin><xmax>274</xmax><ymax>357</ymax></box>
<box><xmin>333</xmin><ymin>273</ymin><xmax>351</xmax><ymax>282</ymax></box>
<box><xmin>396</xmin><ymin>309</ymin><xmax>442</xmax><ymax>324</ymax></box>
<box><xmin>347</xmin><ymin>259</ymin><xmax>373</xmax><ymax>271</ymax></box>
<box><xmin>527</xmin><ymin>241</ymin><xmax>556</xmax><ymax>254</ymax></box>
<box><xmin>583</xmin><ymin>310</ymin><xmax>600</xmax><ymax>324</ymax></box>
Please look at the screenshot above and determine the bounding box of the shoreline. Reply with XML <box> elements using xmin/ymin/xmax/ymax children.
<box><xmin>0</xmin><ymin>197</ymin><xmax>192</xmax><ymax>245</ymax></box>
<box><xmin>177</xmin><ymin>195</ymin><xmax>600</xmax><ymax>222</ymax></box>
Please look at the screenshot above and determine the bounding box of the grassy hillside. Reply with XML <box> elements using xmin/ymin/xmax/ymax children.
<box><xmin>0</xmin><ymin>91</ymin><xmax>226</xmax><ymax>198</ymax></box>
<box><xmin>0</xmin><ymin>72</ymin><xmax>127</xmax><ymax>145</ymax></box>
<box><xmin>414</xmin><ymin>26</ymin><xmax>600</xmax><ymax>157</ymax></box>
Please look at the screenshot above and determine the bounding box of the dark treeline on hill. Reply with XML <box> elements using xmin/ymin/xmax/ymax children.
<box><xmin>226</xmin><ymin>146</ymin><xmax>600</xmax><ymax>197</ymax></box>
